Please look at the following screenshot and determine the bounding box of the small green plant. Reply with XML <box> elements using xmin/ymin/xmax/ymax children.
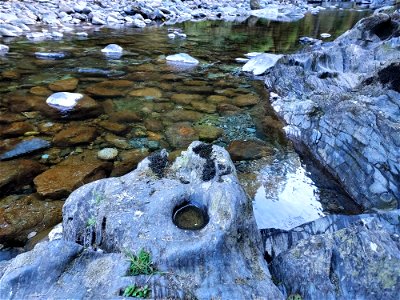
<box><xmin>92</xmin><ymin>191</ymin><xmax>104</xmax><ymax>205</ymax></box>
<box><xmin>287</xmin><ymin>293</ymin><xmax>303</xmax><ymax>300</ymax></box>
<box><xmin>122</xmin><ymin>284</ymin><xmax>150</xmax><ymax>298</ymax></box>
<box><xmin>126</xmin><ymin>249</ymin><xmax>156</xmax><ymax>276</ymax></box>
<box><xmin>86</xmin><ymin>217</ymin><xmax>96</xmax><ymax>227</ymax></box>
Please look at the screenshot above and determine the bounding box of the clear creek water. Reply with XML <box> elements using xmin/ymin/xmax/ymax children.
<box><xmin>0</xmin><ymin>8</ymin><xmax>370</xmax><ymax>242</ymax></box>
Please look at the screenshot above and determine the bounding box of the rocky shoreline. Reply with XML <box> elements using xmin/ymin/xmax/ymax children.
<box><xmin>0</xmin><ymin>1</ymin><xmax>399</xmax><ymax>299</ymax></box>
<box><xmin>264</xmin><ymin>8</ymin><xmax>400</xmax><ymax>210</ymax></box>
<box><xmin>0</xmin><ymin>0</ymin><xmax>319</xmax><ymax>40</ymax></box>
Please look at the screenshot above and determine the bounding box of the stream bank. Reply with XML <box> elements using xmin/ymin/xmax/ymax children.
<box><xmin>0</xmin><ymin>1</ymin><xmax>399</xmax><ymax>299</ymax></box>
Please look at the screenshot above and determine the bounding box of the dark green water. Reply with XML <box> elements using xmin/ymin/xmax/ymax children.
<box><xmin>0</xmin><ymin>8</ymin><xmax>369</xmax><ymax>236</ymax></box>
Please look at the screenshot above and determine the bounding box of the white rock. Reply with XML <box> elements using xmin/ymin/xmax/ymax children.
<box><xmin>48</xmin><ymin>223</ymin><xmax>63</xmax><ymax>241</ymax></box>
<box><xmin>320</xmin><ymin>33</ymin><xmax>331</xmax><ymax>39</ymax></box>
<box><xmin>0</xmin><ymin>44</ymin><xmax>9</xmax><ymax>55</ymax></box>
<box><xmin>51</xmin><ymin>31</ymin><xmax>63</xmax><ymax>38</ymax></box>
<box><xmin>101</xmin><ymin>43</ymin><xmax>123</xmax><ymax>54</ymax></box>
<box><xmin>98</xmin><ymin>148</ymin><xmax>119</xmax><ymax>160</ymax></box>
<box><xmin>242</xmin><ymin>53</ymin><xmax>283</xmax><ymax>75</ymax></box>
<box><xmin>168</xmin><ymin>33</ymin><xmax>176</xmax><ymax>39</ymax></box>
<box><xmin>245</xmin><ymin>52</ymin><xmax>262</xmax><ymax>58</ymax></box>
<box><xmin>131</xmin><ymin>19</ymin><xmax>146</xmax><ymax>28</ymax></box>
<box><xmin>174</xmin><ymin>32</ymin><xmax>187</xmax><ymax>38</ymax></box>
<box><xmin>235</xmin><ymin>57</ymin><xmax>249</xmax><ymax>63</ymax></box>
<box><xmin>166</xmin><ymin>53</ymin><xmax>199</xmax><ymax>65</ymax></box>
<box><xmin>76</xmin><ymin>32</ymin><xmax>88</xmax><ymax>37</ymax></box>
<box><xmin>27</xmin><ymin>231</ymin><xmax>37</xmax><ymax>239</ymax></box>
<box><xmin>46</xmin><ymin>92</ymin><xmax>84</xmax><ymax>111</ymax></box>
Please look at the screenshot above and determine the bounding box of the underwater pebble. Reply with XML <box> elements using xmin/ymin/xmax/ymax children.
<box><xmin>97</xmin><ymin>148</ymin><xmax>119</xmax><ymax>160</ymax></box>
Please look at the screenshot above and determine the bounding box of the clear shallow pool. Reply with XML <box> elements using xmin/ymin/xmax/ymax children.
<box><xmin>0</xmin><ymin>8</ymin><xmax>369</xmax><ymax>245</ymax></box>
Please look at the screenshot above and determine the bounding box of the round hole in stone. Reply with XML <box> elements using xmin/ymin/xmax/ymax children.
<box><xmin>172</xmin><ymin>201</ymin><xmax>209</xmax><ymax>230</ymax></box>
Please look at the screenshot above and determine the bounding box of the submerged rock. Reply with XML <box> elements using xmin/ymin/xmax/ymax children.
<box><xmin>0</xmin><ymin>44</ymin><xmax>9</xmax><ymax>55</ymax></box>
<box><xmin>166</xmin><ymin>53</ymin><xmax>199</xmax><ymax>64</ymax></box>
<box><xmin>0</xmin><ymin>138</ymin><xmax>50</xmax><ymax>161</ymax></box>
<box><xmin>0</xmin><ymin>143</ymin><xmax>283</xmax><ymax>299</ymax></box>
<box><xmin>101</xmin><ymin>44</ymin><xmax>123</xmax><ymax>59</ymax></box>
<box><xmin>46</xmin><ymin>92</ymin><xmax>84</xmax><ymax>111</ymax></box>
<box><xmin>34</xmin><ymin>52</ymin><xmax>67</xmax><ymax>60</ymax></box>
<box><xmin>0</xmin><ymin>194</ymin><xmax>64</xmax><ymax>247</ymax></box>
<box><xmin>97</xmin><ymin>148</ymin><xmax>119</xmax><ymax>160</ymax></box>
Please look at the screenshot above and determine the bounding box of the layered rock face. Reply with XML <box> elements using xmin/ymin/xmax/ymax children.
<box><xmin>0</xmin><ymin>142</ymin><xmax>283</xmax><ymax>299</ymax></box>
<box><xmin>261</xmin><ymin>210</ymin><xmax>400</xmax><ymax>299</ymax></box>
<box><xmin>265</xmin><ymin>11</ymin><xmax>400</xmax><ymax>209</ymax></box>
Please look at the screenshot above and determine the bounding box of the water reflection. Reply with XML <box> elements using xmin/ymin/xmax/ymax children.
<box><xmin>0</xmin><ymin>9</ymin><xmax>369</xmax><ymax>247</ymax></box>
<box><xmin>253</xmin><ymin>152</ymin><xmax>325</xmax><ymax>230</ymax></box>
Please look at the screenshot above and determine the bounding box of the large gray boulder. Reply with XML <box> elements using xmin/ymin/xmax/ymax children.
<box><xmin>0</xmin><ymin>142</ymin><xmax>283</xmax><ymax>299</ymax></box>
<box><xmin>265</xmin><ymin>11</ymin><xmax>400</xmax><ymax>209</ymax></box>
<box><xmin>262</xmin><ymin>210</ymin><xmax>400</xmax><ymax>300</ymax></box>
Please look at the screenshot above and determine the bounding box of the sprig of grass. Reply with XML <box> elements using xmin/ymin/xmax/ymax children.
<box><xmin>122</xmin><ymin>284</ymin><xmax>150</xmax><ymax>298</ymax></box>
<box><xmin>126</xmin><ymin>249</ymin><xmax>156</xmax><ymax>276</ymax></box>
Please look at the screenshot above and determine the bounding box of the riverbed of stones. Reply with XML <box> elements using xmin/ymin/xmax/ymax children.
<box><xmin>0</xmin><ymin>0</ymin><xmax>322</xmax><ymax>41</ymax></box>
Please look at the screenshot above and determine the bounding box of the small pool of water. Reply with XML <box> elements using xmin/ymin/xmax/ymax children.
<box><xmin>0</xmin><ymin>8</ymin><xmax>369</xmax><ymax>245</ymax></box>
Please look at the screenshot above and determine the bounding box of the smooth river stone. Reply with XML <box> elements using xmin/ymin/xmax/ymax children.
<box><xmin>86</xmin><ymin>80</ymin><xmax>133</xmax><ymax>97</ymax></box>
<box><xmin>227</xmin><ymin>140</ymin><xmax>273</xmax><ymax>161</ymax></box>
<box><xmin>0</xmin><ymin>194</ymin><xmax>63</xmax><ymax>246</ymax></box>
<box><xmin>97</xmin><ymin>148</ymin><xmax>119</xmax><ymax>160</ymax></box>
<box><xmin>0</xmin><ymin>159</ymin><xmax>45</xmax><ymax>191</ymax></box>
<box><xmin>242</xmin><ymin>53</ymin><xmax>283</xmax><ymax>75</ymax></box>
<box><xmin>166</xmin><ymin>53</ymin><xmax>199</xmax><ymax>64</ymax></box>
<box><xmin>0</xmin><ymin>138</ymin><xmax>51</xmax><ymax>160</ymax></box>
<box><xmin>35</xmin><ymin>52</ymin><xmax>67</xmax><ymax>60</ymax></box>
<box><xmin>46</xmin><ymin>92</ymin><xmax>84</xmax><ymax>111</ymax></box>
<box><xmin>53</xmin><ymin>125</ymin><xmax>97</xmax><ymax>146</ymax></box>
<box><xmin>48</xmin><ymin>78</ymin><xmax>79</xmax><ymax>92</ymax></box>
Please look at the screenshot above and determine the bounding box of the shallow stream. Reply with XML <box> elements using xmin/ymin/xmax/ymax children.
<box><xmin>0</xmin><ymin>8</ymin><xmax>370</xmax><ymax>247</ymax></box>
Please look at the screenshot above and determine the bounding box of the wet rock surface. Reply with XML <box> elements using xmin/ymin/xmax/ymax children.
<box><xmin>0</xmin><ymin>143</ymin><xmax>283</xmax><ymax>299</ymax></box>
<box><xmin>0</xmin><ymin>194</ymin><xmax>64</xmax><ymax>247</ymax></box>
<box><xmin>33</xmin><ymin>150</ymin><xmax>111</xmax><ymax>199</ymax></box>
<box><xmin>265</xmin><ymin>11</ymin><xmax>400</xmax><ymax>210</ymax></box>
<box><xmin>262</xmin><ymin>210</ymin><xmax>400</xmax><ymax>300</ymax></box>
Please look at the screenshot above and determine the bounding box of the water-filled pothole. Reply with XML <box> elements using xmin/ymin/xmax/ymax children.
<box><xmin>172</xmin><ymin>201</ymin><xmax>209</xmax><ymax>230</ymax></box>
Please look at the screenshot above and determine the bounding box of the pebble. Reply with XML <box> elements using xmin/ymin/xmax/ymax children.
<box><xmin>97</xmin><ymin>148</ymin><xmax>119</xmax><ymax>160</ymax></box>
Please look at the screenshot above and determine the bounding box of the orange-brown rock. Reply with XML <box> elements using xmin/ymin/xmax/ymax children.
<box><xmin>0</xmin><ymin>194</ymin><xmax>64</xmax><ymax>246</ymax></box>
<box><xmin>194</xmin><ymin>125</ymin><xmax>224</xmax><ymax>142</ymax></box>
<box><xmin>53</xmin><ymin>125</ymin><xmax>97</xmax><ymax>146</ymax></box>
<box><xmin>48</xmin><ymin>78</ymin><xmax>79</xmax><ymax>92</ymax></box>
<box><xmin>232</xmin><ymin>94</ymin><xmax>259</xmax><ymax>107</ymax></box>
<box><xmin>164</xmin><ymin>109</ymin><xmax>203</xmax><ymax>122</ymax></box>
<box><xmin>217</xmin><ymin>103</ymin><xmax>242</xmax><ymax>116</ymax></box>
<box><xmin>191</xmin><ymin>100</ymin><xmax>217</xmax><ymax>113</ymax></box>
<box><xmin>165</xmin><ymin>122</ymin><xmax>199</xmax><ymax>149</ymax></box>
<box><xmin>0</xmin><ymin>113</ymin><xmax>26</xmax><ymax>124</ymax></box>
<box><xmin>129</xmin><ymin>87</ymin><xmax>162</xmax><ymax>98</ymax></box>
<box><xmin>86</xmin><ymin>80</ymin><xmax>134</xmax><ymax>98</ymax></box>
<box><xmin>111</xmin><ymin>148</ymin><xmax>149</xmax><ymax>177</ymax></box>
<box><xmin>227</xmin><ymin>140</ymin><xmax>273</xmax><ymax>161</ymax></box>
<box><xmin>171</xmin><ymin>93</ymin><xmax>204</xmax><ymax>105</ymax></box>
<box><xmin>98</xmin><ymin>120</ymin><xmax>129</xmax><ymax>135</ymax></box>
<box><xmin>144</xmin><ymin>119</ymin><xmax>164</xmax><ymax>132</ymax></box>
<box><xmin>34</xmin><ymin>150</ymin><xmax>111</xmax><ymax>198</ymax></box>
<box><xmin>1</xmin><ymin>70</ymin><xmax>21</xmax><ymax>80</ymax></box>
<box><xmin>103</xmin><ymin>133</ymin><xmax>130</xmax><ymax>149</ymax></box>
<box><xmin>29</xmin><ymin>86</ymin><xmax>52</xmax><ymax>96</ymax></box>
<box><xmin>0</xmin><ymin>121</ymin><xmax>36</xmax><ymax>137</ymax></box>
<box><xmin>207</xmin><ymin>95</ymin><xmax>229</xmax><ymax>104</ymax></box>
<box><xmin>0</xmin><ymin>159</ymin><xmax>46</xmax><ymax>194</ymax></box>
